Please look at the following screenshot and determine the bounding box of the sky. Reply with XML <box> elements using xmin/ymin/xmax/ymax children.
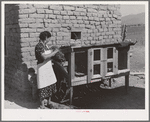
<box><xmin>120</xmin><ymin>5</ymin><xmax>145</xmax><ymax>17</ymax></box>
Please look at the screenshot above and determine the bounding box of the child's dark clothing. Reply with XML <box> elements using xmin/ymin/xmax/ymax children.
<box><xmin>29</xmin><ymin>74</ymin><xmax>38</xmax><ymax>101</ymax></box>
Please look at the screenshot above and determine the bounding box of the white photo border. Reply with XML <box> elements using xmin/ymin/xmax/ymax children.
<box><xmin>1</xmin><ymin>1</ymin><xmax>149</xmax><ymax>121</ymax></box>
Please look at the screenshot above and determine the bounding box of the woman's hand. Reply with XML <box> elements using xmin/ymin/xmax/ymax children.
<box><xmin>53</xmin><ymin>48</ymin><xmax>59</xmax><ymax>53</ymax></box>
<box><xmin>52</xmin><ymin>48</ymin><xmax>59</xmax><ymax>56</ymax></box>
<box><xmin>41</xmin><ymin>49</ymin><xmax>59</xmax><ymax>61</ymax></box>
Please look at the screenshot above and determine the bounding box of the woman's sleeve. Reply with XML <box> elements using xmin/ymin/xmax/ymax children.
<box><xmin>35</xmin><ymin>43</ymin><xmax>45</xmax><ymax>59</ymax></box>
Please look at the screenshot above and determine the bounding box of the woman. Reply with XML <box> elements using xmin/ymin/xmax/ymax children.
<box><xmin>35</xmin><ymin>31</ymin><xmax>59</xmax><ymax>109</ymax></box>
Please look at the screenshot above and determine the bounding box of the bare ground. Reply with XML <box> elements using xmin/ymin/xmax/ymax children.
<box><xmin>4</xmin><ymin>74</ymin><xmax>145</xmax><ymax>109</ymax></box>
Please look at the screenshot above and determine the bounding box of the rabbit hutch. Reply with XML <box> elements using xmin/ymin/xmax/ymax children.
<box><xmin>61</xmin><ymin>34</ymin><xmax>135</xmax><ymax>104</ymax></box>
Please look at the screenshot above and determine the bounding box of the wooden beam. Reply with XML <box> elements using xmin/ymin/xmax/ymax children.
<box><xmin>113</xmin><ymin>47</ymin><xmax>118</xmax><ymax>74</ymax></box>
<box><xmin>69</xmin><ymin>87</ymin><xmax>73</xmax><ymax>105</ymax></box>
<box><xmin>107</xmin><ymin>69</ymin><xmax>130</xmax><ymax>78</ymax></box>
<box><xmin>130</xmin><ymin>72</ymin><xmax>145</xmax><ymax>75</ymax></box>
<box><xmin>87</xmin><ymin>49</ymin><xmax>93</xmax><ymax>84</ymax></box>
<box><xmin>127</xmin><ymin>50</ymin><xmax>130</xmax><ymax>69</ymax></box>
<box><xmin>107</xmin><ymin>58</ymin><xmax>113</xmax><ymax>62</ymax></box>
<box><xmin>68</xmin><ymin>52</ymin><xmax>75</xmax><ymax>85</ymax></box>
<box><xmin>68</xmin><ymin>52</ymin><xmax>75</xmax><ymax>105</ymax></box>
<box><xmin>93</xmin><ymin>60</ymin><xmax>101</xmax><ymax>65</ymax></box>
<box><xmin>109</xmin><ymin>78</ymin><xmax>111</xmax><ymax>87</ymax></box>
<box><xmin>101</xmin><ymin>48</ymin><xmax>107</xmax><ymax>78</ymax></box>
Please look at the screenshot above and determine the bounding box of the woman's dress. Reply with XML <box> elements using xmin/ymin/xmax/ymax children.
<box><xmin>35</xmin><ymin>41</ymin><xmax>57</xmax><ymax>99</ymax></box>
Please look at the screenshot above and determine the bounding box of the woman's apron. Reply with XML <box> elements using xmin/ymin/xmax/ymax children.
<box><xmin>37</xmin><ymin>50</ymin><xmax>57</xmax><ymax>89</ymax></box>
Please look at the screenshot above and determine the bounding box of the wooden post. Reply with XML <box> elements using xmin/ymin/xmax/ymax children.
<box><xmin>101</xmin><ymin>48</ymin><xmax>107</xmax><ymax>78</ymax></box>
<box><xmin>87</xmin><ymin>49</ymin><xmax>93</xmax><ymax>83</ymax></box>
<box><xmin>68</xmin><ymin>52</ymin><xmax>75</xmax><ymax>104</ymax></box>
<box><xmin>69</xmin><ymin>87</ymin><xmax>73</xmax><ymax>105</ymax></box>
<box><xmin>125</xmin><ymin>75</ymin><xmax>129</xmax><ymax>93</ymax></box>
<box><xmin>113</xmin><ymin>47</ymin><xmax>118</xmax><ymax>74</ymax></box>
<box><xmin>127</xmin><ymin>50</ymin><xmax>130</xmax><ymax>70</ymax></box>
<box><xmin>69</xmin><ymin>52</ymin><xmax>75</xmax><ymax>80</ymax></box>
<box><xmin>109</xmin><ymin>78</ymin><xmax>111</xmax><ymax>87</ymax></box>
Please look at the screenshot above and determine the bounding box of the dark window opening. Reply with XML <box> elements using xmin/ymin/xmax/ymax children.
<box><xmin>71</xmin><ymin>32</ymin><xmax>81</xmax><ymax>40</ymax></box>
<box><xmin>118</xmin><ymin>51</ymin><xmax>127</xmax><ymax>70</ymax></box>
<box><xmin>94</xmin><ymin>49</ymin><xmax>101</xmax><ymax>61</ymax></box>
<box><xmin>75</xmin><ymin>51</ymin><xmax>87</xmax><ymax>76</ymax></box>
<box><xmin>107</xmin><ymin>62</ymin><xmax>113</xmax><ymax>72</ymax></box>
<box><xmin>107</xmin><ymin>48</ymin><xmax>113</xmax><ymax>59</ymax></box>
<box><xmin>94</xmin><ymin>64</ymin><xmax>101</xmax><ymax>75</ymax></box>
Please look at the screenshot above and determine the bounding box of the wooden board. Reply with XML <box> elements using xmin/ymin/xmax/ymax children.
<box><xmin>68</xmin><ymin>52</ymin><xmax>75</xmax><ymax>87</ymax></box>
<box><xmin>87</xmin><ymin>49</ymin><xmax>93</xmax><ymax>84</ymax></box>
<box><xmin>68</xmin><ymin>52</ymin><xmax>75</xmax><ymax>105</ymax></box>
<box><xmin>130</xmin><ymin>72</ymin><xmax>145</xmax><ymax>75</ymax></box>
<box><xmin>113</xmin><ymin>47</ymin><xmax>118</xmax><ymax>74</ymax></box>
<box><xmin>101</xmin><ymin>48</ymin><xmax>107</xmax><ymax>78</ymax></box>
<box><xmin>127</xmin><ymin>50</ymin><xmax>130</xmax><ymax>69</ymax></box>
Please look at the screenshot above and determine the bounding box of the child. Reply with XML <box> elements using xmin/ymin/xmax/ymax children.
<box><xmin>28</xmin><ymin>68</ymin><xmax>38</xmax><ymax>102</ymax></box>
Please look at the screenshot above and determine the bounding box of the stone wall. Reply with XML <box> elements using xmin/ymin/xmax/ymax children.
<box><xmin>5</xmin><ymin>4</ymin><xmax>121</xmax><ymax>92</ymax></box>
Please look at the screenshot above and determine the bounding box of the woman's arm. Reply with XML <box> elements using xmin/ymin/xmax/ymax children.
<box><xmin>41</xmin><ymin>49</ymin><xmax>59</xmax><ymax>61</ymax></box>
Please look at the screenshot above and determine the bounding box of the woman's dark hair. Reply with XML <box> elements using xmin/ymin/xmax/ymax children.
<box><xmin>28</xmin><ymin>68</ymin><xmax>35</xmax><ymax>74</ymax></box>
<box><xmin>39</xmin><ymin>31</ymin><xmax>51</xmax><ymax>41</ymax></box>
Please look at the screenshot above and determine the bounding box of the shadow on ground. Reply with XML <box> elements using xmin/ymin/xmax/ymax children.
<box><xmin>5</xmin><ymin>83</ymin><xmax>145</xmax><ymax>109</ymax></box>
<box><xmin>5</xmin><ymin>84</ymin><xmax>40</xmax><ymax>109</ymax></box>
<box><xmin>72</xmin><ymin>86</ymin><xmax>145</xmax><ymax>109</ymax></box>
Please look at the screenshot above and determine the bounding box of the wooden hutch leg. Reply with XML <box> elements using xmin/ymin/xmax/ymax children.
<box><xmin>69</xmin><ymin>87</ymin><xmax>73</xmax><ymax>105</ymax></box>
<box><xmin>125</xmin><ymin>47</ymin><xmax>130</xmax><ymax>94</ymax></box>
<box><xmin>125</xmin><ymin>75</ymin><xmax>129</xmax><ymax>93</ymax></box>
<box><xmin>109</xmin><ymin>78</ymin><xmax>111</xmax><ymax>87</ymax></box>
<box><xmin>68</xmin><ymin>52</ymin><xmax>75</xmax><ymax>105</ymax></box>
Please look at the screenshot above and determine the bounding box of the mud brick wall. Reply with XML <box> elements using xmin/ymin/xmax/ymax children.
<box><xmin>5</xmin><ymin>4</ymin><xmax>121</xmax><ymax>92</ymax></box>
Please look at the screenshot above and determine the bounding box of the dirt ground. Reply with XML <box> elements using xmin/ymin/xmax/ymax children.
<box><xmin>4</xmin><ymin>75</ymin><xmax>145</xmax><ymax>109</ymax></box>
<box><xmin>4</xmin><ymin>46</ymin><xmax>145</xmax><ymax>109</ymax></box>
